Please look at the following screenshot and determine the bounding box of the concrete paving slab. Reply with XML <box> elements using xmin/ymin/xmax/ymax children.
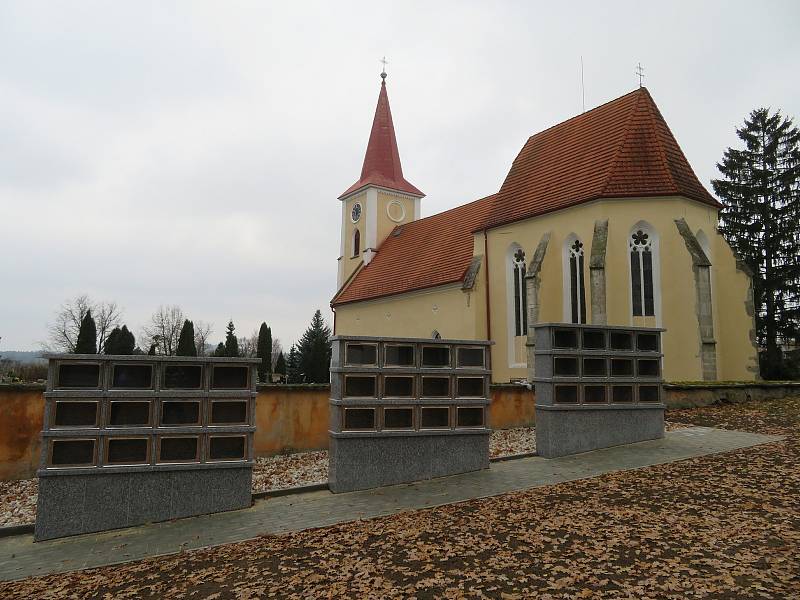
<box><xmin>0</xmin><ymin>426</ymin><xmax>782</xmax><ymax>582</ymax></box>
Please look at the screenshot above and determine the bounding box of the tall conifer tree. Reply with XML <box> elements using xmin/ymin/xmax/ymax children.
<box><xmin>256</xmin><ymin>323</ymin><xmax>272</xmax><ymax>382</ymax></box>
<box><xmin>224</xmin><ymin>321</ymin><xmax>240</xmax><ymax>357</ymax></box>
<box><xmin>286</xmin><ymin>345</ymin><xmax>300</xmax><ymax>383</ymax></box>
<box><xmin>176</xmin><ymin>320</ymin><xmax>197</xmax><ymax>356</ymax></box>
<box><xmin>274</xmin><ymin>351</ymin><xmax>287</xmax><ymax>380</ymax></box>
<box><xmin>712</xmin><ymin>108</ymin><xmax>800</xmax><ymax>377</ymax></box>
<box><xmin>105</xmin><ymin>325</ymin><xmax>135</xmax><ymax>355</ymax></box>
<box><xmin>297</xmin><ymin>310</ymin><xmax>332</xmax><ymax>383</ymax></box>
<box><xmin>74</xmin><ymin>310</ymin><xmax>97</xmax><ymax>354</ymax></box>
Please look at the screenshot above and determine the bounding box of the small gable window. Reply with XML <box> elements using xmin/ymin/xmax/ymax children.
<box><xmin>352</xmin><ymin>229</ymin><xmax>361</xmax><ymax>258</ymax></box>
<box><xmin>566</xmin><ymin>237</ymin><xmax>587</xmax><ymax>324</ymax></box>
<box><xmin>630</xmin><ymin>227</ymin><xmax>655</xmax><ymax>317</ymax></box>
<box><xmin>511</xmin><ymin>247</ymin><xmax>527</xmax><ymax>336</ymax></box>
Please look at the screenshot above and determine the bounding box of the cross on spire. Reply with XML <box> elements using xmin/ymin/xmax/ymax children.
<box><xmin>635</xmin><ymin>62</ymin><xmax>644</xmax><ymax>87</ymax></box>
<box><xmin>380</xmin><ymin>56</ymin><xmax>388</xmax><ymax>80</ymax></box>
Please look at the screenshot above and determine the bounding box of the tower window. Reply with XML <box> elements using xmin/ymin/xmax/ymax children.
<box><xmin>352</xmin><ymin>229</ymin><xmax>361</xmax><ymax>258</ymax></box>
<box><xmin>630</xmin><ymin>228</ymin><xmax>655</xmax><ymax>316</ymax></box>
<box><xmin>511</xmin><ymin>248</ymin><xmax>527</xmax><ymax>336</ymax></box>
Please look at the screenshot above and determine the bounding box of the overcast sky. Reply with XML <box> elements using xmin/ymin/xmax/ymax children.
<box><xmin>1</xmin><ymin>1</ymin><xmax>798</xmax><ymax>352</ymax></box>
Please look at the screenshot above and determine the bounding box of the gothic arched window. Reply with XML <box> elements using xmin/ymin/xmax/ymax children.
<box><xmin>511</xmin><ymin>247</ymin><xmax>527</xmax><ymax>336</ymax></box>
<box><xmin>565</xmin><ymin>237</ymin><xmax>587</xmax><ymax>324</ymax></box>
<box><xmin>629</xmin><ymin>227</ymin><xmax>656</xmax><ymax>316</ymax></box>
<box><xmin>352</xmin><ymin>229</ymin><xmax>361</xmax><ymax>258</ymax></box>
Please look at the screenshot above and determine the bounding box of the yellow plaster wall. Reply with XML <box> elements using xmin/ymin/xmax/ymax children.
<box><xmin>485</xmin><ymin>196</ymin><xmax>757</xmax><ymax>383</ymax></box>
<box><xmin>340</xmin><ymin>191</ymin><xmax>366</xmax><ymax>285</ymax></box>
<box><xmin>377</xmin><ymin>190</ymin><xmax>417</xmax><ymax>242</ymax></box>
<box><xmin>335</xmin><ymin>276</ymin><xmax>486</xmax><ymax>340</ymax></box>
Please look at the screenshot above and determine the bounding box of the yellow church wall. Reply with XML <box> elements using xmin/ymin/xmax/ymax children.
<box><xmin>339</xmin><ymin>191</ymin><xmax>366</xmax><ymax>287</ymax></box>
<box><xmin>485</xmin><ymin>196</ymin><xmax>757</xmax><ymax>383</ymax></box>
<box><xmin>334</xmin><ymin>274</ymin><xmax>486</xmax><ymax>341</ymax></box>
<box><xmin>376</xmin><ymin>190</ymin><xmax>418</xmax><ymax>242</ymax></box>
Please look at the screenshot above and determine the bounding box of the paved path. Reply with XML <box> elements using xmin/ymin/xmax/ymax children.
<box><xmin>0</xmin><ymin>427</ymin><xmax>781</xmax><ymax>582</ymax></box>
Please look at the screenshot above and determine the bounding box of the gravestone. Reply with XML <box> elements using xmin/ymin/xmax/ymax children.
<box><xmin>35</xmin><ymin>354</ymin><xmax>259</xmax><ymax>541</ymax></box>
<box><xmin>328</xmin><ymin>336</ymin><xmax>492</xmax><ymax>493</ymax></box>
<box><xmin>532</xmin><ymin>323</ymin><xmax>665</xmax><ymax>458</ymax></box>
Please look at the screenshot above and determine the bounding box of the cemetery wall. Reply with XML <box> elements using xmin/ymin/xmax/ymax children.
<box><xmin>0</xmin><ymin>381</ymin><xmax>796</xmax><ymax>481</ymax></box>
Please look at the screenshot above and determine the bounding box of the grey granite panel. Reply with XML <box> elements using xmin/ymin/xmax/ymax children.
<box><xmin>34</xmin><ymin>475</ymin><xmax>86</xmax><ymax>541</ymax></box>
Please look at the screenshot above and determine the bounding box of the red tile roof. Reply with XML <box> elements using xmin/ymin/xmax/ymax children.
<box><xmin>332</xmin><ymin>195</ymin><xmax>494</xmax><ymax>306</ymax></box>
<box><xmin>339</xmin><ymin>78</ymin><xmax>424</xmax><ymax>199</ymax></box>
<box><xmin>483</xmin><ymin>87</ymin><xmax>719</xmax><ymax>229</ymax></box>
<box><xmin>334</xmin><ymin>87</ymin><xmax>720</xmax><ymax>306</ymax></box>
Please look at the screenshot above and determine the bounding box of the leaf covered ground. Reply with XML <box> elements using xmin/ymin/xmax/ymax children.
<box><xmin>2</xmin><ymin>397</ymin><xmax>799</xmax><ymax>599</ymax></box>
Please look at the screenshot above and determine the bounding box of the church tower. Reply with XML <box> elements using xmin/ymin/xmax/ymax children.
<box><xmin>337</xmin><ymin>70</ymin><xmax>424</xmax><ymax>289</ymax></box>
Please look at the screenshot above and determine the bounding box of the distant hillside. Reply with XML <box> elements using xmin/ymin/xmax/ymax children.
<box><xmin>0</xmin><ymin>351</ymin><xmax>46</xmax><ymax>364</ymax></box>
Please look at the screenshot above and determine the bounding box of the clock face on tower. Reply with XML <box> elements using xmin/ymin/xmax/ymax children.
<box><xmin>351</xmin><ymin>202</ymin><xmax>362</xmax><ymax>223</ymax></box>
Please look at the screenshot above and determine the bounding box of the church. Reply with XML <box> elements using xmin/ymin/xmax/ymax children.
<box><xmin>331</xmin><ymin>72</ymin><xmax>758</xmax><ymax>383</ymax></box>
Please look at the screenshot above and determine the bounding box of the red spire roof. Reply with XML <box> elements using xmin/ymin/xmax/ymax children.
<box><xmin>339</xmin><ymin>77</ymin><xmax>424</xmax><ymax>199</ymax></box>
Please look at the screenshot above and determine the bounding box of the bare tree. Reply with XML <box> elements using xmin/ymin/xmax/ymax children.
<box><xmin>194</xmin><ymin>321</ymin><xmax>213</xmax><ymax>356</ymax></box>
<box><xmin>46</xmin><ymin>295</ymin><xmax>122</xmax><ymax>353</ymax></box>
<box><xmin>140</xmin><ymin>305</ymin><xmax>185</xmax><ymax>355</ymax></box>
<box><xmin>271</xmin><ymin>337</ymin><xmax>283</xmax><ymax>369</ymax></box>
<box><xmin>238</xmin><ymin>330</ymin><xmax>259</xmax><ymax>358</ymax></box>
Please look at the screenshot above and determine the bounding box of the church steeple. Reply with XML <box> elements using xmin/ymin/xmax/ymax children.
<box><xmin>338</xmin><ymin>74</ymin><xmax>424</xmax><ymax>199</ymax></box>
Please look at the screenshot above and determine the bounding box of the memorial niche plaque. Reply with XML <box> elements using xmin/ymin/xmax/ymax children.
<box><xmin>384</xmin><ymin>376</ymin><xmax>414</xmax><ymax>397</ymax></box>
<box><xmin>50</xmin><ymin>439</ymin><xmax>95</xmax><ymax>466</ymax></box>
<box><xmin>112</xmin><ymin>364</ymin><xmax>153</xmax><ymax>389</ymax></box>
<box><xmin>107</xmin><ymin>438</ymin><xmax>149</xmax><ymax>464</ymax></box>
<box><xmin>457</xmin><ymin>407</ymin><xmax>484</xmax><ymax>428</ymax></box>
<box><xmin>53</xmin><ymin>401</ymin><xmax>98</xmax><ymax>428</ymax></box>
<box><xmin>457</xmin><ymin>347</ymin><xmax>484</xmax><ymax>368</ymax></box>
<box><xmin>161</xmin><ymin>401</ymin><xmax>200</xmax><ymax>426</ymax></box>
<box><xmin>553</xmin><ymin>328</ymin><xmax>578</xmax><ymax>349</ymax></box>
<box><xmin>109</xmin><ymin>400</ymin><xmax>151</xmax><ymax>427</ymax></box>
<box><xmin>420</xmin><ymin>406</ymin><xmax>450</xmax><ymax>429</ymax></box>
<box><xmin>383</xmin><ymin>407</ymin><xmax>413</xmax><ymax>429</ymax></box>
<box><xmin>612</xmin><ymin>385</ymin><xmax>634</xmax><ymax>403</ymax></box>
<box><xmin>159</xmin><ymin>436</ymin><xmax>198</xmax><ymax>462</ymax></box>
<box><xmin>163</xmin><ymin>364</ymin><xmax>203</xmax><ymax>389</ymax></box>
<box><xmin>609</xmin><ymin>331</ymin><xmax>633</xmax><ymax>350</ymax></box>
<box><xmin>555</xmin><ymin>385</ymin><xmax>579</xmax><ymax>404</ymax></box>
<box><xmin>611</xmin><ymin>358</ymin><xmax>634</xmax><ymax>377</ymax></box>
<box><xmin>582</xmin><ymin>329</ymin><xmax>606</xmax><ymax>350</ymax></box>
<box><xmin>422</xmin><ymin>376</ymin><xmax>450</xmax><ymax>397</ymax></box>
<box><xmin>57</xmin><ymin>363</ymin><xmax>100</xmax><ymax>388</ymax></box>
<box><xmin>422</xmin><ymin>346</ymin><xmax>450</xmax><ymax>367</ymax></box>
<box><xmin>211</xmin><ymin>365</ymin><xmax>249</xmax><ymax>389</ymax></box>
<box><xmin>343</xmin><ymin>407</ymin><xmax>375</xmax><ymax>430</ymax></box>
<box><xmin>584</xmin><ymin>385</ymin><xmax>607</xmax><ymax>404</ymax></box>
<box><xmin>345</xmin><ymin>343</ymin><xmax>377</xmax><ymax>366</ymax></box>
<box><xmin>639</xmin><ymin>385</ymin><xmax>660</xmax><ymax>402</ymax></box>
<box><xmin>457</xmin><ymin>377</ymin><xmax>484</xmax><ymax>397</ymax></box>
<box><xmin>637</xmin><ymin>333</ymin><xmax>659</xmax><ymax>352</ymax></box>
<box><xmin>553</xmin><ymin>356</ymin><xmax>579</xmax><ymax>376</ymax></box>
<box><xmin>583</xmin><ymin>357</ymin><xmax>607</xmax><ymax>377</ymax></box>
<box><xmin>211</xmin><ymin>401</ymin><xmax>247</xmax><ymax>424</ymax></box>
<box><xmin>344</xmin><ymin>376</ymin><xmax>376</xmax><ymax>397</ymax></box>
<box><xmin>209</xmin><ymin>435</ymin><xmax>246</xmax><ymax>460</ymax></box>
<box><xmin>385</xmin><ymin>344</ymin><xmax>414</xmax><ymax>367</ymax></box>
<box><xmin>637</xmin><ymin>359</ymin><xmax>660</xmax><ymax>377</ymax></box>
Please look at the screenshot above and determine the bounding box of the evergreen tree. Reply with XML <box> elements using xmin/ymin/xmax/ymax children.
<box><xmin>274</xmin><ymin>351</ymin><xmax>287</xmax><ymax>380</ymax></box>
<box><xmin>297</xmin><ymin>310</ymin><xmax>332</xmax><ymax>383</ymax></box>
<box><xmin>176</xmin><ymin>320</ymin><xmax>197</xmax><ymax>356</ymax></box>
<box><xmin>213</xmin><ymin>342</ymin><xmax>226</xmax><ymax>357</ymax></box>
<box><xmin>74</xmin><ymin>310</ymin><xmax>97</xmax><ymax>354</ymax></box>
<box><xmin>286</xmin><ymin>345</ymin><xmax>300</xmax><ymax>383</ymax></box>
<box><xmin>224</xmin><ymin>320</ymin><xmax>240</xmax><ymax>357</ymax></box>
<box><xmin>104</xmin><ymin>325</ymin><xmax>135</xmax><ymax>355</ymax></box>
<box><xmin>148</xmin><ymin>342</ymin><xmax>158</xmax><ymax>355</ymax></box>
<box><xmin>256</xmin><ymin>323</ymin><xmax>272</xmax><ymax>383</ymax></box>
<box><xmin>712</xmin><ymin>108</ymin><xmax>800</xmax><ymax>378</ymax></box>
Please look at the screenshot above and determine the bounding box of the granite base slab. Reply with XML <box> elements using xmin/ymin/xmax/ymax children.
<box><xmin>35</xmin><ymin>467</ymin><xmax>252</xmax><ymax>541</ymax></box>
<box><xmin>535</xmin><ymin>405</ymin><xmax>664</xmax><ymax>458</ymax></box>
<box><xmin>329</xmin><ymin>433</ymin><xmax>490</xmax><ymax>493</ymax></box>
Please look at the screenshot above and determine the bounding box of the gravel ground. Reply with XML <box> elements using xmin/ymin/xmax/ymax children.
<box><xmin>0</xmin><ymin>427</ymin><xmax>538</xmax><ymax>527</ymax></box>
